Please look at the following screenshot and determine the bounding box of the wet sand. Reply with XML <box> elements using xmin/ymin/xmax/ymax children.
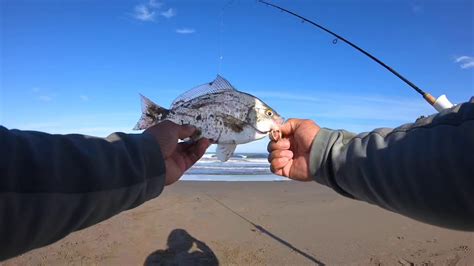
<box><xmin>3</xmin><ymin>181</ymin><xmax>473</xmax><ymax>265</ymax></box>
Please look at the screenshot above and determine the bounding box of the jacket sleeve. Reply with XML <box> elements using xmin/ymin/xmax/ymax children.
<box><xmin>0</xmin><ymin>128</ymin><xmax>166</xmax><ymax>260</ymax></box>
<box><xmin>309</xmin><ymin>100</ymin><xmax>474</xmax><ymax>231</ymax></box>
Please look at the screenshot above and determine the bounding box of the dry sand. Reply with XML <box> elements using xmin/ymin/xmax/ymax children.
<box><xmin>3</xmin><ymin>181</ymin><xmax>473</xmax><ymax>265</ymax></box>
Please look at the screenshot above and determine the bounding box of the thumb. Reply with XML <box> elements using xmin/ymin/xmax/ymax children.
<box><xmin>177</xmin><ymin>124</ymin><xmax>197</xmax><ymax>140</ymax></box>
<box><xmin>279</xmin><ymin>119</ymin><xmax>300</xmax><ymax>137</ymax></box>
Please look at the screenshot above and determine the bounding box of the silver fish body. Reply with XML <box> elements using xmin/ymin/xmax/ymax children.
<box><xmin>134</xmin><ymin>75</ymin><xmax>283</xmax><ymax>161</ymax></box>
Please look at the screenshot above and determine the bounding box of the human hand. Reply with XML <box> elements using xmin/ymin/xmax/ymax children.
<box><xmin>145</xmin><ymin>121</ymin><xmax>211</xmax><ymax>185</ymax></box>
<box><xmin>267</xmin><ymin>119</ymin><xmax>320</xmax><ymax>181</ymax></box>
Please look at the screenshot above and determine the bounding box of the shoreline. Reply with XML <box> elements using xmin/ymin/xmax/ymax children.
<box><xmin>4</xmin><ymin>181</ymin><xmax>473</xmax><ymax>265</ymax></box>
<box><xmin>181</xmin><ymin>175</ymin><xmax>288</xmax><ymax>181</ymax></box>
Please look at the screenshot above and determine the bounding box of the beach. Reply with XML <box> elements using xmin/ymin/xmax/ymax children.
<box><xmin>3</xmin><ymin>181</ymin><xmax>472</xmax><ymax>265</ymax></box>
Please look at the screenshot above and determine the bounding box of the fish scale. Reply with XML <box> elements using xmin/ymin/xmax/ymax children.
<box><xmin>134</xmin><ymin>75</ymin><xmax>283</xmax><ymax>162</ymax></box>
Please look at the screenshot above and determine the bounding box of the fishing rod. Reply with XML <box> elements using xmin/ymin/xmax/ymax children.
<box><xmin>258</xmin><ymin>0</ymin><xmax>454</xmax><ymax>112</ymax></box>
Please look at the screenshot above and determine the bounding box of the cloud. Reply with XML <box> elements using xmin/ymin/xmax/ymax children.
<box><xmin>32</xmin><ymin>88</ymin><xmax>54</xmax><ymax>102</ymax></box>
<box><xmin>38</xmin><ymin>95</ymin><xmax>53</xmax><ymax>102</ymax></box>
<box><xmin>80</xmin><ymin>95</ymin><xmax>89</xmax><ymax>101</ymax></box>
<box><xmin>133</xmin><ymin>4</ymin><xmax>156</xmax><ymax>22</ymax></box>
<box><xmin>161</xmin><ymin>8</ymin><xmax>176</xmax><ymax>18</ymax></box>
<box><xmin>131</xmin><ymin>1</ymin><xmax>175</xmax><ymax>22</ymax></box>
<box><xmin>148</xmin><ymin>0</ymin><xmax>163</xmax><ymax>8</ymax></box>
<box><xmin>176</xmin><ymin>28</ymin><xmax>196</xmax><ymax>34</ymax></box>
<box><xmin>253</xmin><ymin>89</ymin><xmax>433</xmax><ymax>125</ymax></box>
<box><xmin>455</xmin><ymin>56</ymin><xmax>474</xmax><ymax>69</ymax></box>
<box><xmin>11</xmin><ymin>112</ymin><xmax>138</xmax><ymax>137</ymax></box>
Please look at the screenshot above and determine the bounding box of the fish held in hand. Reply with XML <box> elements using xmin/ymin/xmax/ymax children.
<box><xmin>134</xmin><ymin>75</ymin><xmax>284</xmax><ymax>161</ymax></box>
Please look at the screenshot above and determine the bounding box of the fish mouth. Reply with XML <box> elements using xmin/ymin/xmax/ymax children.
<box><xmin>249</xmin><ymin>117</ymin><xmax>285</xmax><ymax>135</ymax></box>
<box><xmin>256</xmin><ymin>128</ymin><xmax>270</xmax><ymax>135</ymax></box>
<box><xmin>248</xmin><ymin>124</ymin><xmax>269</xmax><ymax>135</ymax></box>
<box><xmin>250</xmin><ymin>125</ymin><xmax>279</xmax><ymax>135</ymax></box>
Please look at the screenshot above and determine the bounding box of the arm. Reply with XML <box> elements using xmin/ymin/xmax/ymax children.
<box><xmin>310</xmin><ymin>101</ymin><xmax>474</xmax><ymax>230</ymax></box>
<box><xmin>269</xmin><ymin>100</ymin><xmax>474</xmax><ymax>230</ymax></box>
<box><xmin>0</xmin><ymin>121</ymin><xmax>210</xmax><ymax>260</ymax></box>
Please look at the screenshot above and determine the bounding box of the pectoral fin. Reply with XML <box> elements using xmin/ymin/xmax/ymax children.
<box><xmin>217</xmin><ymin>143</ymin><xmax>237</xmax><ymax>162</ymax></box>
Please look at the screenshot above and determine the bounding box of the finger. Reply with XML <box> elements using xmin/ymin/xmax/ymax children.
<box><xmin>267</xmin><ymin>138</ymin><xmax>291</xmax><ymax>152</ymax></box>
<box><xmin>268</xmin><ymin>150</ymin><xmax>293</xmax><ymax>162</ymax></box>
<box><xmin>195</xmin><ymin>138</ymin><xmax>212</xmax><ymax>156</ymax></box>
<box><xmin>183</xmin><ymin>138</ymin><xmax>211</xmax><ymax>168</ymax></box>
<box><xmin>176</xmin><ymin>140</ymin><xmax>195</xmax><ymax>153</ymax></box>
<box><xmin>270</xmin><ymin>158</ymin><xmax>293</xmax><ymax>177</ymax></box>
<box><xmin>177</xmin><ymin>124</ymin><xmax>197</xmax><ymax>140</ymax></box>
<box><xmin>279</xmin><ymin>118</ymin><xmax>301</xmax><ymax>137</ymax></box>
<box><xmin>271</xmin><ymin>157</ymin><xmax>291</xmax><ymax>171</ymax></box>
<box><xmin>177</xmin><ymin>137</ymin><xmax>211</xmax><ymax>152</ymax></box>
<box><xmin>153</xmin><ymin>120</ymin><xmax>196</xmax><ymax>140</ymax></box>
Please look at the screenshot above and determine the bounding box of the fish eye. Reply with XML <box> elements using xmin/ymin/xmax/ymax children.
<box><xmin>265</xmin><ymin>110</ymin><xmax>274</xmax><ymax>117</ymax></box>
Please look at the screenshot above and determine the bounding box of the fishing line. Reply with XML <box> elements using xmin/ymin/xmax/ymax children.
<box><xmin>205</xmin><ymin>193</ymin><xmax>323</xmax><ymax>265</ymax></box>
<box><xmin>218</xmin><ymin>0</ymin><xmax>236</xmax><ymax>74</ymax></box>
<box><xmin>257</xmin><ymin>0</ymin><xmax>454</xmax><ymax>110</ymax></box>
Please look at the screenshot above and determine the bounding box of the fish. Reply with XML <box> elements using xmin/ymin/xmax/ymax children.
<box><xmin>134</xmin><ymin>75</ymin><xmax>284</xmax><ymax>161</ymax></box>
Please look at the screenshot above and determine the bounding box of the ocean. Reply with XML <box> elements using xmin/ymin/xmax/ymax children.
<box><xmin>182</xmin><ymin>153</ymin><xmax>288</xmax><ymax>181</ymax></box>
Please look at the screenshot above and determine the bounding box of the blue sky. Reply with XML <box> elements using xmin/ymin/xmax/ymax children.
<box><xmin>1</xmin><ymin>0</ymin><xmax>473</xmax><ymax>152</ymax></box>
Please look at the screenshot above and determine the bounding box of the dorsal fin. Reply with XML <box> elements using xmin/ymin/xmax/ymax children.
<box><xmin>211</xmin><ymin>75</ymin><xmax>234</xmax><ymax>91</ymax></box>
<box><xmin>171</xmin><ymin>75</ymin><xmax>235</xmax><ymax>108</ymax></box>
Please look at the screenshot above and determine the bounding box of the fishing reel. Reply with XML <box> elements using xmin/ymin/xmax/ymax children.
<box><xmin>424</xmin><ymin>93</ymin><xmax>454</xmax><ymax>112</ymax></box>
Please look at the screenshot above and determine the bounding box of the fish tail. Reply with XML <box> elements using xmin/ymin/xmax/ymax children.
<box><xmin>133</xmin><ymin>94</ymin><xmax>170</xmax><ymax>130</ymax></box>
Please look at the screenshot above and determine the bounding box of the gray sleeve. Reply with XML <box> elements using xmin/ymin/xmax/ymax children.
<box><xmin>0</xmin><ymin>127</ymin><xmax>167</xmax><ymax>260</ymax></box>
<box><xmin>309</xmin><ymin>101</ymin><xmax>474</xmax><ymax>231</ymax></box>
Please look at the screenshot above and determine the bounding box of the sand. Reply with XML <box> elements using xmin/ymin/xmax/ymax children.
<box><xmin>3</xmin><ymin>181</ymin><xmax>473</xmax><ymax>265</ymax></box>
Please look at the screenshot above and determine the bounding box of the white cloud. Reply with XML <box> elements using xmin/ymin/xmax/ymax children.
<box><xmin>176</xmin><ymin>28</ymin><xmax>196</xmax><ymax>34</ymax></box>
<box><xmin>80</xmin><ymin>95</ymin><xmax>89</xmax><ymax>101</ymax></box>
<box><xmin>12</xmin><ymin>112</ymin><xmax>138</xmax><ymax>137</ymax></box>
<box><xmin>131</xmin><ymin>1</ymin><xmax>175</xmax><ymax>22</ymax></box>
<box><xmin>461</xmin><ymin>62</ymin><xmax>474</xmax><ymax>69</ymax></box>
<box><xmin>148</xmin><ymin>0</ymin><xmax>163</xmax><ymax>8</ymax></box>
<box><xmin>133</xmin><ymin>4</ymin><xmax>156</xmax><ymax>22</ymax></box>
<box><xmin>161</xmin><ymin>8</ymin><xmax>176</xmax><ymax>18</ymax></box>
<box><xmin>38</xmin><ymin>95</ymin><xmax>53</xmax><ymax>102</ymax></box>
<box><xmin>455</xmin><ymin>56</ymin><xmax>474</xmax><ymax>69</ymax></box>
<box><xmin>253</xmin><ymin>90</ymin><xmax>433</xmax><ymax>125</ymax></box>
<box><xmin>31</xmin><ymin>87</ymin><xmax>54</xmax><ymax>102</ymax></box>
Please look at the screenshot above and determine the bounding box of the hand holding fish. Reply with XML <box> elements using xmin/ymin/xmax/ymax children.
<box><xmin>267</xmin><ymin>119</ymin><xmax>320</xmax><ymax>181</ymax></box>
<box><xmin>145</xmin><ymin>121</ymin><xmax>211</xmax><ymax>185</ymax></box>
<box><xmin>135</xmin><ymin>76</ymin><xmax>283</xmax><ymax>162</ymax></box>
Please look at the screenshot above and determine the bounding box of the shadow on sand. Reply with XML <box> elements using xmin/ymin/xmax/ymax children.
<box><xmin>144</xmin><ymin>229</ymin><xmax>219</xmax><ymax>266</ymax></box>
<box><xmin>206</xmin><ymin>194</ymin><xmax>325</xmax><ymax>265</ymax></box>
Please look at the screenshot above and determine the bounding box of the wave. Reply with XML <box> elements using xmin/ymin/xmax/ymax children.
<box><xmin>182</xmin><ymin>174</ymin><xmax>288</xmax><ymax>182</ymax></box>
<box><xmin>192</xmin><ymin>166</ymin><xmax>269</xmax><ymax>170</ymax></box>
<box><xmin>201</xmin><ymin>153</ymin><xmax>267</xmax><ymax>160</ymax></box>
<box><xmin>198</xmin><ymin>158</ymin><xmax>269</xmax><ymax>164</ymax></box>
<box><xmin>187</xmin><ymin>153</ymin><xmax>272</xmax><ymax>176</ymax></box>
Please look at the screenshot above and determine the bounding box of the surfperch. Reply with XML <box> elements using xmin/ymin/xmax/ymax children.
<box><xmin>134</xmin><ymin>75</ymin><xmax>284</xmax><ymax>162</ymax></box>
